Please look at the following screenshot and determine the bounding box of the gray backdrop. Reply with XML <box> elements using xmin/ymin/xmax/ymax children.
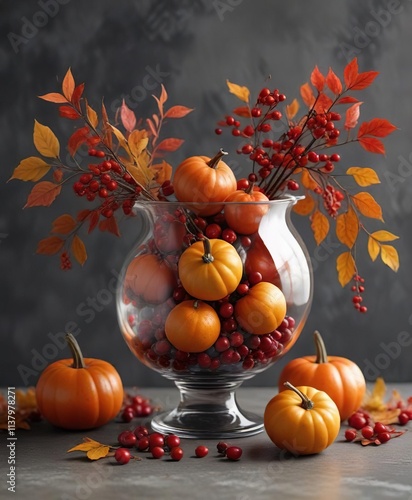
<box><xmin>1</xmin><ymin>0</ymin><xmax>411</xmax><ymax>390</ymax></box>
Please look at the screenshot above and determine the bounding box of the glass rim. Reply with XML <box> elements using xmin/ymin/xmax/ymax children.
<box><xmin>134</xmin><ymin>194</ymin><xmax>304</xmax><ymax>207</ymax></box>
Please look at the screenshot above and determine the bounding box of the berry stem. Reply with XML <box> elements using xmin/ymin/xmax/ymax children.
<box><xmin>313</xmin><ymin>330</ymin><xmax>328</xmax><ymax>364</ymax></box>
<box><xmin>66</xmin><ymin>333</ymin><xmax>86</xmax><ymax>369</ymax></box>
<box><xmin>206</xmin><ymin>149</ymin><xmax>228</xmax><ymax>169</ymax></box>
<box><xmin>283</xmin><ymin>381</ymin><xmax>314</xmax><ymax>410</ymax></box>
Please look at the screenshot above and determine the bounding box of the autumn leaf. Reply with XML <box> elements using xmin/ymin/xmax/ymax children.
<box><xmin>36</xmin><ymin>236</ymin><xmax>64</xmax><ymax>255</ymax></box>
<box><xmin>146</xmin><ymin>117</ymin><xmax>158</xmax><ymax>139</ymax></box>
<box><xmin>226</xmin><ymin>80</ymin><xmax>250</xmax><ymax>103</ymax></box>
<box><xmin>58</xmin><ymin>105</ymin><xmax>81</xmax><ymax>120</ymax></box>
<box><xmin>286</xmin><ymin>98</ymin><xmax>300</xmax><ymax>121</ymax></box>
<box><xmin>71</xmin><ymin>235</ymin><xmax>87</xmax><ymax>266</ymax></box>
<box><xmin>86</xmin><ymin>104</ymin><xmax>99</xmax><ymax>129</ymax></box>
<box><xmin>380</xmin><ymin>244</ymin><xmax>399</xmax><ymax>272</ymax></box>
<box><xmin>370</xmin><ymin>230</ymin><xmax>399</xmax><ymax>242</ymax></box>
<box><xmin>53</xmin><ymin>169</ymin><xmax>63</xmax><ymax>183</ymax></box>
<box><xmin>164</xmin><ymin>105</ymin><xmax>194</xmax><ymax>119</ymax></box>
<box><xmin>151</xmin><ymin>160</ymin><xmax>173</xmax><ymax>186</ymax></box>
<box><xmin>62</xmin><ymin>68</ymin><xmax>75</xmax><ymax>101</ymax></box>
<box><xmin>337</xmin><ymin>96</ymin><xmax>360</xmax><ymax>104</ymax></box>
<box><xmin>363</xmin><ymin>377</ymin><xmax>387</xmax><ymax>411</ymax></box>
<box><xmin>67</xmin><ymin>437</ymin><xmax>110</xmax><ymax>460</ymax></box>
<box><xmin>301</xmin><ymin>169</ymin><xmax>319</xmax><ymax>191</ymax></box>
<box><xmin>38</xmin><ymin>92</ymin><xmax>68</xmax><ymax>104</ymax></box>
<box><xmin>33</xmin><ymin>120</ymin><xmax>60</xmax><ymax>158</ymax></box>
<box><xmin>346</xmin><ymin>167</ymin><xmax>380</xmax><ymax>187</ymax></box>
<box><xmin>343</xmin><ymin>58</ymin><xmax>359</xmax><ymax>89</ymax></box>
<box><xmin>293</xmin><ymin>194</ymin><xmax>315</xmax><ymax>216</ymax></box>
<box><xmin>128</xmin><ymin>131</ymin><xmax>149</xmax><ymax>159</ymax></box>
<box><xmin>310</xmin><ymin>65</ymin><xmax>325</xmax><ymax>92</ymax></box>
<box><xmin>108</xmin><ymin>124</ymin><xmax>131</xmax><ymax>157</ymax></box>
<box><xmin>155</xmin><ymin>138</ymin><xmax>184</xmax><ymax>153</ymax></box>
<box><xmin>311</xmin><ymin>210</ymin><xmax>329</xmax><ymax>245</ymax></box>
<box><xmin>344</xmin><ymin>102</ymin><xmax>362</xmax><ymax>130</ymax></box>
<box><xmin>99</xmin><ymin>216</ymin><xmax>120</xmax><ymax>237</ymax></box>
<box><xmin>336</xmin><ymin>251</ymin><xmax>356</xmax><ymax>287</ymax></box>
<box><xmin>233</xmin><ymin>106</ymin><xmax>251</xmax><ymax>118</ymax></box>
<box><xmin>300</xmin><ymin>82</ymin><xmax>315</xmax><ymax>108</ymax></box>
<box><xmin>9</xmin><ymin>157</ymin><xmax>51</xmax><ymax>182</ymax></box>
<box><xmin>52</xmin><ymin>214</ymin><xmax>77</xmax><ymax>235</ymax></box>
<box><xmin>120</xmin><ymin>99</ymin><xmax>136</xmax><ymax>133</ymax></box>
<box><xmin>24</xmin><ymin>181</ymin><xmax>62</xmax><ymax>208</ymax></box>
<box><xmin>101</xmin><ymin>102</ymin><xmax>113</xmax><ymax>149</ymax></box>
<box><xmin>336</xmin><ymin>206</ymin><xmax>359</xmax><ymax>249</ymax></box>
<box><xmin>358</xmin><ymin>118</ymin><xmax>397</xmax><ymax>138</ymax></box>
<box><xmin>368</xmin><ymin>236</ymin><xmax>380</xmax><ymax>262</ymax></box>
<box><xmin>71</xmin><ymin>83</ymin><xmax>85</xmax><ymax>110</ymax></box>
<box><xmin>68</xmin><ymin>126</ymin><xmax>89</xmax><ymax>156</ymax></box>
<box><xmin>358</xmin><ymin>136</ymin><xmax>385</xmax><ymax>154</ymax></box>
<box><xmin>86</xmin><ymin>445</ymin><xmax>111</xmax><ymax>460</ymax></box>
<box><xmin>88</xmin><ymin>211</ymin><xmax>100</xmax><ymax>234</ymax></box>
<box><xmin>351</xmin><ymin>70</ymin><xmax>379</xmax><ymax>91</ymax></box>
<box><xmin>352</xmin><ymin>192</ymin><xmax>383</xmax><ymax>220</ymax></box>
<box><xmin>326</xmin><ymin>68</ymin><xmax>342</xmax><ymax>95</ymax></box>
<box><xmin>314</xmin><ymin>92</ymin><xmax>333</xmax><ymax>113</ymax></box>
<box><xmin>155</xmin><ymin>84</ymin><xmax>168</xmax><ymax>117</ymax></box>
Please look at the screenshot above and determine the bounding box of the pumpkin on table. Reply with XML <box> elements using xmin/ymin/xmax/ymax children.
<box><xmin>278</xmin><ymin>330</ymin><xmax>366</xmax><ymax>421</ymax></box>
<box><xmin>35</xmin><ymin>334</ymin><xmax>124</xmax><ymax>430</ymax></box>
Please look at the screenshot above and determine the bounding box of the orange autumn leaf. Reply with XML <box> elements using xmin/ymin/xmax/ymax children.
<box><xmin>9</xmin><ymin>157</ymin><xmax>51</xmax><ymax>182</ymax></box>
<box><xmin>358</xmin><ymin>136</ymin><xmax>385</xmax><ymax>154</ymax></box>
<box><xmin>310</xmin><ymin>65</ymin><xmax>325</xmax><ymax>92</ymax></box>
<box><xmin>351</xmin><ymin>70</ymin><xmax>379</xmax><ymax>91</ymax></box>
<box><xmin>326</xmin><ymin>68</ymin><xmax>342</xmax><ymax>95</ymax></box>
<box><xmin>99</xmin><ymin>216</ymin><xmax>120</xmax><ymax>237</ymax></box>
<box><xmin>367</xmin><ymin>236</ymin><xmax>380</xmax><ymax>262</ymax></box>
<box><xmin>301</xmin><ymin>169</ymin><xmax>319</xmax><ymax>191</ymax></box>
<box><xmin>86</xmin><ymin>445</ymin><xmax>111</xmax><ymax>460</ymax></box>
<box><xmin>155</xmin><ymin>138</ymin><xmax>184</xmax><ymax>153</ymax></box>
<box><xmin>233</xmin><ymin>106</ymin><xmax>251</xmax><ymax>118</ymax></box>
<box><xmin>153</xmin><ymin>84</ymin><xmax>168</xmax><ymax>117</ymax></box>
<box><xmin>346</xmin><ymin>167</ymin><xmax>380</xmax><ymax>187</ymax></box>
<box><xmin>120</xmin><ymin>99</ymin><xmax>136</xmax><ymax>133</ymax></box>
<box><xmin>68</xmin><ymin>126</ymin><xmax>89</xmax><ymax>156</ymax></box>
<box><xmin>343</xmin><ymin>58</ymin><xmax>359</xmax><ymax>89</ymax></box>
<box><xmin>311</xmin><ymin>210</ymin><xmax>329</xmax><ymax>245</ymax></box>
<box><xmin>33</xmin><ymin>120</ymin><xmax>60</xmax><ymax>158</ymax></box>
<box><xmin>336</xmin><ymin>251</ymin><xmax>356</xmax><ymax>287</ymax></box>
<box><xmin>128</xmin><ymin>132</ymin><xmax>149</xmax><ymax>159</ymax></box>
<box><xmin>51</xmin><ymin>214</ymin><xmax>77</xmax><ymax>235</ymax></box>
<box><xmin>24</xmin><ymin>181</ymin><xmax>62</xmax><ymax>208</ymax></box>
<box><xmin>38</xmin><ymin>92</ymin><xmax>68</xmax><ymax>104</ymax></box>
<box><xmin>164</xmin><ymin>105</ymin><xmax>194</xmax><ymax>119</ymax></box>
<box><xmin>344</xmin><ymin>102</ymin><xmax>362</xmax><ymax>130</ymax></box>
<box><xmin>314</xmin><ymin>92</ymin><xmax>333</xmax><ymax>113</ymax></box>
<box><xmin>36</xmin><ymin>236</ymin><xmax>64</xmax><ymax>255</ymax></box>
<box><xmin>86</xmin><ymin>104</ymin><xmax>99</xmax><ymax>129</ymax></box>
<box><xmin>285</xmin><ymin>98</ymin><xmax>300</xmax><ymax>121</ymax></box>
<box><xmin>59</xmin><ymin>105</ymin><xmax>81</xmax><ymax>120</ymax></box>
<box><xmin>151</xmin><ymin>160</ymin><xmax>173</xmax><ymax>185</ymax></box>
<box><xmin>62</xmin><ymin>68</ymin><xmax>75</xmax><ymax>101</ymax></box>
<box><xmin>300</xmin><ymin>82</ymin><xmax>315</xmax><ymax>108</ymax></box>
<box><xmin>226</xmin><ymin>80</ymin><xmax>250</xmax><ymax>103</ymax></box>
<box><xmin>67</xmin><ymin>437</ymin><xmax>110</xmax><ymax>460</ymax></box>
<box><xmin>108</xmin><ymin>124</ymin><xmax>131</xmax><ymax>157</ymax></box>
<box><xmin>336</xmin><ymin>206</ymin><xmax>359</xmax><ymax>249</ymax></box>
<box><xmin>293</xmin><ymin>194</ymin><xmax>315</xmax><ymax>216</ymax></box>
<box><xmin>352</xmin><ymin>192</ymin><xmax>383</xmax><ymax>220</ymax></box>
<box><xmin>71</xmin><ymin>235</ymin><xmax>87</xmax><ymax>266</ymax></box>
<box><xmin>337</xmin><ymin>96</ymin><xmax>360</xmax><ymax>104</ymax></box>
<box><xmin>380</xmin><ymin>244</ymin><xmax>399</xmax><ymax>272</ymax></box>
<box><xmin>358</xmin><ymin>118</ymin><xmax>397</xmax><ymax>138</ymax></box>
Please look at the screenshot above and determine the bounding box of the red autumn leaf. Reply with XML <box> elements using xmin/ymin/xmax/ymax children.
<box><xmin>58</xmin><ymin>105</ymin><xmax>81</xmax><ymax>120</ymax></box>
<box><xmin>357</xmin><ymin>118</ymin><xmax>397</xmax><ymax>138</ymax></box>
<box><xmin>358</xmin><ymin>136</ymin><xmax>386</xmax><ymax>154</ymax></box>
<box><xmin>343</xmin><ymin>58</ymin><xmax>359</xmax><ymax>89</ymax></box>
<box><xmin>344</xmin><ymin>102</ymin><xmax>362</xmax><ymax>130</ymax></box>
<box><xmin>77</xmin><ymin>209</ymin><xmax>91</xmax><ymax>222</ymax></box>
<box><xmin>155</xmin><ymin>138</ymin><xmax>184</xmax><ymax>153</ymax></box>
<box><xmin>351</xmin><ymin>70</ymin><xmax>379</xmax><ymax>91</ymax></box>
<box><xmin>36</xmin><ymin>236</ymin><xmax>64</xmax><ymax>255</ymax></box>
<box><xmin>337</xmin><ymin>96</ymin><xmax>360</xmax><ymax>104</ymax></box>
<box><xmin>38</xmin><ymin>92</ymin><xmax>68</xmax><ymax>104</ymax></box>
<box><xmin>24</xmin><ymin>181</ymin><xmax>62</xmax><ymax>208</ymax></box>
<box><xmin>164</xmin><ymin>105</ymin><xmax>194</xmax><ymax>119</ymax></box>
<box><xmin>300</xmin><ymin>82</ymin><xmax>315</xmax><ymax>108</ymax></box>
<box><xmin>71</xmin><ymin>83</ymin><xmax>85</xmax><ymax>110</ymax></box>
<box><xmin>68</xmin><ymin>126</ymin><xmax>89</xmax><ymax>156</ymax></box>
<box><xmin>62</xmin><ymin>68</ymin><xmax>75</xmax><ymax>101</ymax></box>
<box><xmin>120</xmin><ymin>100</ymin><xmax>136</xmax><ymax>133</ymax></box>
<box><xmin>314</xmin><ymin>92</ymin><xmax>333</xmax><ymax>113</ymax></box>
<box><xmin>326</xmin><ymin>68</ymin><xmax>342</xmax><ymax>95</ymax></box>
<box><xmin>53</xmin><ymin>169</ymin><xmax>63</xmax><ymax>183</ymax></box>
<box><xmin>233</xmin><ymin>106</ymin><xmax>251</xmax><ymax>118</ymax></box>
<box><xmin>88</xmin><ymin>211</ymin><xmax>100</xmax><ymax>233</ymax></box>
<box><xmin>310</xmin><ymin>65</ymin><xmax>325</xmax><ymax>92</ymax></box>
<box><xmin>99</xmin><ymin>216</ymin><xmax>120</xmax><ymax>237</ymax></box>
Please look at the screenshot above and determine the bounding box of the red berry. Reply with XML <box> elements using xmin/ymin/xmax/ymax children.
<box><xmin>151</xmin><ymin>446</ymin><xmax>165</xmax><ymax>459</ymax></box>
<box><xmin>348</xmin><ymin>413</ymin><xmax>367</xmax><ymax>430</ymax></box>
<box><xmin>205</xmin><ymin>223</ymin><xmax>222</xmax><ymax>239</ymax></box>
<box><xmin>118</xmin><ymin>430</ymin><xmax>137</xmax><ymax>448</ymax></box>
<box><xmin>114</xmin><ymin>448</ymin><xmax>131</xmax><ymax>465</ymax></box>
<box><xmin>377</xmin><ymin>432</ymin><xmax>391</xmax><ymax>443</ymax></box>
<box><xmin>170</xmin><ymin>447</ymin><xmax>184</xmax><ymax>461</ymax></box>
<box><xmin>232</xmin><ymin>129</ymin><xmax>241</xmax><ymax>137</ymax></box>
<box><xmin>251</xmin><ymin>107</ymin><xmax>262</xmax><ymax>117</ymax></box>
<box><xmin>236</xmin><ymin>283</ymin><xmax>249</xmax><ymax>295</ymax></box>
<box><xmin>195</xmin><ymin>445</ymin><xmax>209</xmax><ymax>458</ymax></box>
<box><xmin>243</xmin><ymin>125</ymin><xmax>255</xmax><ymax>137</ymax></box>
<box><xmin>330</xmin><ymin>153</ymin><xmax>341</xmax><ymax>162</ymax></box>
<box><xmin>217</xmin><ymin>442</ymin><xmax>229</xmax><ymax>454</ymax></box>
<box><xmin>99</xmin><ymin>188</ymin><xmax>108</xmax><ymax>198</ymax></box>
<box><xmin>222</xmin><ymin>228</ymin><xmax>237</xmax><ymax>244</ymax></box>
<box><xmin>345</xmin><ymin>429</ymin><xmax>357</xmax><ymax>441</ymax></box>
<box><xmin>166</xmin><ymin>434</ymin><xmax>181</xmax><ymax>449</ymax></box>
<box><xmin>121</xmin><ymin>409</ymin><xmax>135</xmax><ymax>423</ymax></box>
<box><xmin>361</xmin><ymin>426</ymin><xmax>374</xmax><ymax>439</ymax></box>
<box><xmin>149</xmin><ymin>432</ymin><xmax>165</xmax><ymax>449</ymax></box>
<box><xmin>226</xmin><ymin>116</ymin><xmax>235</xmax><ymax>126</ymax></box>
<box><xmin>226</xmin><ymin>446</ymin><xmax>242</xmax><ymax>460</ymax></box>
<box><xmin>373</xmin><ymin>422</ymin><xmax>388</xmax><ymax>434</ymax></box>
<box><xmin>215</xmin><ymin>128</ymin><xmax>222</xmax><ymax>135</ymax></box>
<box><xmin>248</xmin><ymin>271</ymin><xmax>262</xmax><ymax>285</ymax></box>
<box><xmin>219</xmin><ymin>302</ymin><xmax>234</xmax><ymax>319</ymax></box>
<box><xmin>248</xmin><ymin>173</ymin><xmax>258</xmax><ymax>183</ymax></box>
<box><xmin>215</xmin><ymin>336</ymin><xmax>230</xmax><ymax>352</ymax></box>
<box><xmin>398</xmin><ymin>412</ymin><xmax>410</xmax><ymax>425</ymax></box>
<box><xmin>137</xmin><ymin>437</ymin><xmax>150</xmax><ymax>451</ymax></box>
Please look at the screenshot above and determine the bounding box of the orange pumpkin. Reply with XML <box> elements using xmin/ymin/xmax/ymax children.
<box><xmin>245</xmin><ymin>235</ymin><xmax>281</xmax><ymax>287</ymax></box>
<box><xmin>278</xmin><ymin>331</ymin><xmax>366</xmax><ymax>421</ymax></box>
<box><xmin>125</xmin><ymin>253</ymin><xmax>177</xmax><ymax>304</ymax></box>
<box><xmin>235</xmin><ymin>281</ymin><xmax>286</xmax><ymax>334</ymax></box>
<box><xmin>224</xmin><ymin>186</ymin><xmax>269</xmax><ymax>234</ymax></box>
<box><xmin>165</xmin><ymin>300</ymin><xmax>220</xmax><ymax>352</ymax></box>
<box><xmin>178</xmin><ymin>238</ymin><xmax>242</xmax><ymax>301</ymax></box>
<box><xmin>173</xmin><ymin>149</ymin><xmax>237</xmax><ymax>216</ymax></box>
<box><xmin>36</xmin><ymin>334</ymin><xmax>123</xmax><ymax>430</ymax></box>
<box><xmin>264</xmin><ymin>382</ymin><xmax>341</xmax><ymax>455</ymax></box>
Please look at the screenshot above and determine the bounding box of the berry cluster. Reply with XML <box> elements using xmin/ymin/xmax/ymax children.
<box><xmin>351</xmin><ymin>275</ymin><xmax>367</xmax><ymax>313</ymax></box>
<box><xmin>120</xmin><ymin>394</ymin><xmax>156</xmax><ymax>423</ymax></box>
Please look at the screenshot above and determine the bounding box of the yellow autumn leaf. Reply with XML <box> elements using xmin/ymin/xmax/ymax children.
<box><xmin>67</xmin><ymin>438</ymin><xmax>103</xmax><ymax>453</ymax></box>
<box><xmin>380</xmin><ymin>244</ymin><xmax>399</xmax><ymax>272</ymax></box>
<box><xmin>9</xmin><ymin>157</ymin><xmax>51</xmax><ymax>182</ymax></box>
<box><xmin>71</xmin><ymin>235</ymin><xmax>87</xmax><ymax>266</ymax></box>
<box><xmin>108</xmin><ymin>124</ymin><xmax>132</xmax><ymax>158</ymax></box>
<box><xmin>129</xmin><ymin>131</ymin><xmax>149</xmax><ymax>159</ymax></box>
<box><xmin>367</xmin><ymin>236</ymin><xmax>380</xmax><ymax>262</ymax></box>
<box><xmin>352</xmin><ymin>192</ymin><xmax>383</xmax><ymax>221</ymax></box>
<box><xmin>86</xmin><ymin>104</ymin><xmax>99</xmax><ymax>128</ymax></box>
<box><xmin>33</xmin><ymin>120</ymin><xmax>60</xmax><ymax>158</ymax></box>
<box><xmin>62</xmin><ymin>67</ymin><xmax>75</xmax><ymax>101</ymax></box>
<box><xmin>346</xmin><ymin>167</ymin><xmax>380</xmax><ymax>186</ymax></box>
<box><xmin>293</xmin><ymin>194</ymin><xmax>315</xmax><ymax>216</ymax></box>
<box><xmin>336</xmin><ymin>206</ymin><xmax>359</xmax><ymax>249</ymax></box>
<box><xmin>370</xmin><ymin>230</ymin><xmax>399</xmax><ymax>242</ymax></box>
<box><xmin>336</xmin><ymin>251</ymin><xmax>356</xmax><ymax>287</ymax></box>
<box><xmin>86</xmin><ymin>446</ymin><xmax>110</xmax><ymax>461</ymax></box>
<box><xmin>226</xmin><ymin>80</ymin><xmax>250</xmax><ymax>103</ymax></box>
<box><xmin>311</xmin><ymin>210</ymin><xmax>329</xmax><ymax>245</ymax></box>
<box><xmin>286</xmin><ymin>98</ymin><xmax>300</xmax><ymax>121</ymax></box>
<box><xmin>362</xmin><ymin>377</ymin><xmax>387</xmax><ymax>411</ymax></box>
<box><xmin>151</xmin><ymin>160</ymin><xmax>173</xmax><ymax>185</ymax></box>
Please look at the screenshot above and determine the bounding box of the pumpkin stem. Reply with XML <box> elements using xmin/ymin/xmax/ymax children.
<box><xmin>201</xmin><ymin>238</ymin><xmax>214</xmax><ymax>264</ymax></box>
<box><xmin>206</xmin><ymin>149</ymin><xmax>228</xmax><ymax>169</ymax></box>
<box><xmin>314</xmin><ymin>330</ymin><xmax>328</xmax><ymax>364</ymax></box>
<box><xmin>66</xmin><ymin>333</ymin><xmax>86</xmax><ymax>369</ymax></box>
<box><xmin>245</xmin><ymin>182</ymin><xmax>254</xmax><ymax>194</ymax></box>
<box><xmin>283</xmin><ymin>381</ymin><xmax>314</xmax><ymax>410</ymax></box>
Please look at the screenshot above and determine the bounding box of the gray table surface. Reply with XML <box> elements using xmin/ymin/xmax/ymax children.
<box><xmin>1</xmin><ymin>385</ymin><xmax>411</xmax><ymax>500</ymax></box>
